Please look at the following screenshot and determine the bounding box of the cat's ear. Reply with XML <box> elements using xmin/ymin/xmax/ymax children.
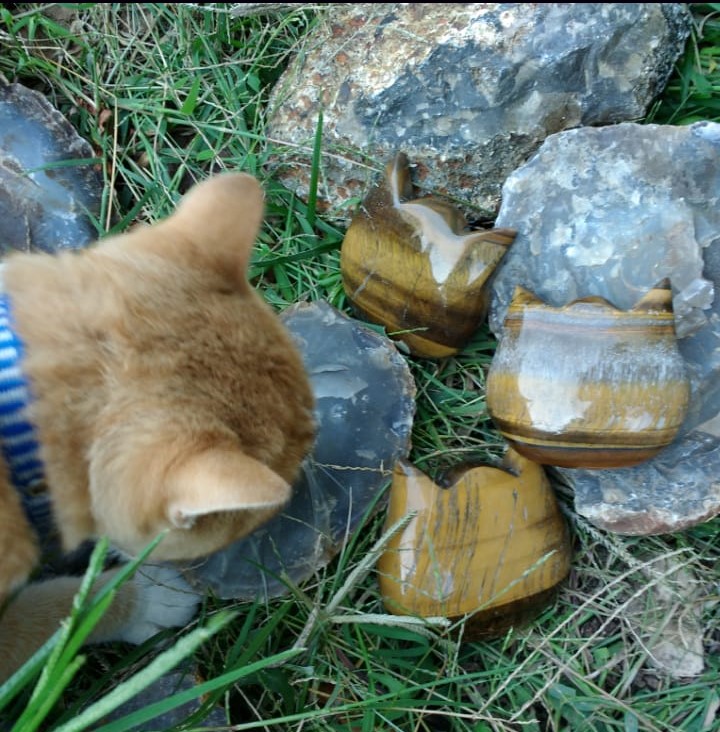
<box><xmin>163</xmin><ymin>173</ymin><xmax>265</xmax><ymax>283</ymax></box>
<box><xmin>165</xmin><ymin>448</ymin><xmax>291</xmax><ymax>529</ymax></box>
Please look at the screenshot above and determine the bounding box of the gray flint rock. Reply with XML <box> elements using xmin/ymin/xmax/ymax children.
<box><xmin>0</xmin><ymin>76</ymin><xmax>102</xmax><ymax>254</ymax></box>
<box><xmin>489</xmin><ymin>122</ymin><xmax>720</xmax><ymax>535</ymax></box>
<box><xmin>184</xmin><ymin>301</ymin><xmax>416</xmax><ymax>599</ymax></box>
<box><xmin>266</xmin><ymin>3</ymin><xmax>691</xmax><ymax>221</ymax></box>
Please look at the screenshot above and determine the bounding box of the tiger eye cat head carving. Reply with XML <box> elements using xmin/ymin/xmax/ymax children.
<box><xmin>5</xmin><ymin>173</ymin><xmax>317</xmax><ymax>562</ymax></box>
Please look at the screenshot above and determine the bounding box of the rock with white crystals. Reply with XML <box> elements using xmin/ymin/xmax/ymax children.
<box><xmin>489</xmin><ymin>122</ymin><xmax>720</xmax><ymax>535</ymax></box>
<box><xmin>184</xmin><ymin>300</ymin><xmax>416</xmax><ymax>599</ymax></box>
<box><xmin>266</xmin><ymin>3</ymin><xmax>691</xmax><ymax>221</ymax></box>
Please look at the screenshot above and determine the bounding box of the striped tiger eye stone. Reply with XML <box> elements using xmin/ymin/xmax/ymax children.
<box><xmin>341</xmin><ymin>152</ymin><xmax>515</xmax><ymax>358</ymax></box>
<box><xmin>377</xmin><ymin>449</ymin><xmax>571</xmax><ymax>638</ymax></box>
<box><xmin>486</xmin><ymin>283</ymin><xmax>690</xmax><ymax>469</ymax></box>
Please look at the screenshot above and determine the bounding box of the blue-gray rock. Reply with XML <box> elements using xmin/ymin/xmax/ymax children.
<box><xmin>184</xmin><ymin>300</ymin><xmax>416</xmax><ymax>599</ymax></box>
<box><xmin>94</xmin><ymin>663</ymin><xmax>228</xmax><ymax>731</ymax></box>
<box><xmin>489</xmin><ymin>122</ymin><xmax>720</xmax><ymax>535</ymax></box>
<box><xmin>266</xmin><ymin>3</ymin><xmax>691</xmax><ymax>222</ymax></box>
<box><xmin>0</xmin><ymin>75</ymin><xmax>102</xmax><ymax>253</ymax></box>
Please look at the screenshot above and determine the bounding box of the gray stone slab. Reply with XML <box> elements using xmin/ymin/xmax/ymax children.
<box><xmin>184</xmin><ymin>301</ymin><xmax>416</xmax><ymax>598</ymax></box>
<box><xmin>0</xmin><ymin>75</ymin><xmax>102</xmax><ymax>253</ymax></box>
<box><xmin>266</xmin><ymin>3</ymin><xmax>691</xmax><ymax>221</ymax></box>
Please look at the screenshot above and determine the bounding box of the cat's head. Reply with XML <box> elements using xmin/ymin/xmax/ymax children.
<box><xmin>81</xmin><ymin>173</ymin><xmax>316</xmax><ymax>561</ymax></box>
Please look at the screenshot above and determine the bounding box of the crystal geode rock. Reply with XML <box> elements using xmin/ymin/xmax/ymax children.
<box><xmin>489</xmin><ymin>122</ymin><xmax>720</xmax><ymax>534</ymax></box>
<box><xmin>184</xmin><ymin>300</ymin><xmax>416</xmax><ymax>599</ymax></box>
<box><xmin>0</xmin><ymin>75</ymin><xmax>102</xmax><ymax>253</ymax></box>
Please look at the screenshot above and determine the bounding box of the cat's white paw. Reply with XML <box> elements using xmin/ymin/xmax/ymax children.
<box><xmin>116</xmin><ymin>564</ymin><xmax>200</xmax><ymax>644</ymax></box>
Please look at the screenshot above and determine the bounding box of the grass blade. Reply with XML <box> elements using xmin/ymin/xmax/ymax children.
<box><xmin>89</xmin><ymin>647</ymin><xmax>305</xmax><ymax>732</ymax></box>
<box><xmin>52</xmin><ymin>611</ymin><xmax>240</xmax><ymax>732</ymax></box>
<box><xmin>305</xmin><ymin>108</ymin><xmax>324</xmax><ymax>232</ymax></box>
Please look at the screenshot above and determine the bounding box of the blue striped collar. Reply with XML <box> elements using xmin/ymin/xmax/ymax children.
<box><xmin>0</xmin><ymin>286</ymin><xmax>48</xmax><ymax>532</ymax></box>
<box><xmin>0</xmin><ymin>294</ymin><xmax>43</xmax><ymax>487</ymax></box>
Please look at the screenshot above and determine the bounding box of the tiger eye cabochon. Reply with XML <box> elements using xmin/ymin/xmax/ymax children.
<box><xmin>377</xmin><ymin>450</ymin><xmax>571</xmax><ymax>638</ymax></box>
<box><xmin>486</xmin><ymin>283</ymin><xmax>690</xmax><ymax>469</ymax></box>
<box><xmin>341</xmin><ymin>153</ymin><xmax>516</xmax><ymax>358</ymax></box>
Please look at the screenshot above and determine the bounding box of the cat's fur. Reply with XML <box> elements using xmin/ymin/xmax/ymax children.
<box><xmin>0</xmin><ymin>173</ymin><xmax>316</xmax><ymax>680</ymax></box>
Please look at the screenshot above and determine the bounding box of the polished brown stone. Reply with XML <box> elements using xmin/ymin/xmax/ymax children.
<box><xmin>377</xmin><ymin>449</ymin><xmax>571</xmax><ymax>637</ymax></box>
<box><xmin>341</xmin><ymin>152</ymin><xmax>515</xmax><ymax>358</ymax></box>
<box><xmin>486</xmin><ymin>283</ymin><xmax>690</xmax><ymax>469</ymax></box>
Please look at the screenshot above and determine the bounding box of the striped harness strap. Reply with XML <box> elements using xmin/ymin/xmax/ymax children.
<box><xmin>0</xmin><ymin>290</ymin><xmax>49</xmax><ymax>534</ymax></box>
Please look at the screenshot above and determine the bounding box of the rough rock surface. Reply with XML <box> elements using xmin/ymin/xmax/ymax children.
<box><xmin>489</xmin><ymin>122</ymin><xmax>720</xmax><ymax>535</ymax></box>
<box><xmin>0</xmin><ymin>76</ymin><xmax>102</xmax><ymax>253</ymax></box>
<box><xmin>185</xmin><ymin>300</ymin><xmax>416</xmax><ymax>599</ymax></box>
<box><xmin>266</xmin><ymin>3</ymin><xmax>691</xmax><ymax>221</ymax></box>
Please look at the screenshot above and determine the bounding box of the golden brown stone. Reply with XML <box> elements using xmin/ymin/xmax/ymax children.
<box><xmin>341</xmin><ymin>152</ymin><xmax>515</xmax><ymax>358</ymax></box>
<box><xmin>377</xmin><ymin>449</ymin><xmax>571</xmax><ymax>638</ymax></box>
<box><xmin>486</xmin><ymin>282</ymin><xmax>690</xmax><ymax>468</ymax></box>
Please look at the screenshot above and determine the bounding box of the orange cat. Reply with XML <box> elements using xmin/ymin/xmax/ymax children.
<box><xmin>0</xmin><ymin>173</ymin><xmax>316</xmax><ymax>680</ymax></box>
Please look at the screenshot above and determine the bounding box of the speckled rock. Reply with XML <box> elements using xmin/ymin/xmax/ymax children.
<box><xmin>489</xmin><ymin>122</ymin><xmax>720</xmax><ymax>535</ymax></box>
<box><xmin>266</xmin><ymin>3</ymin><xmax>691</xmax><ymax>221</ymax></box>
<box><xmin>0</xmin><ymin>75</ymin><xmax>102</xmax><ymax>253</ymax></box>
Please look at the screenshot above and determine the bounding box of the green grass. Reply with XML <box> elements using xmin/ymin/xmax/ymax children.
<box><xmin>0</xmin><ymin>3</ymin><xmax>719</xmax><ymax>731</ymax></box>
